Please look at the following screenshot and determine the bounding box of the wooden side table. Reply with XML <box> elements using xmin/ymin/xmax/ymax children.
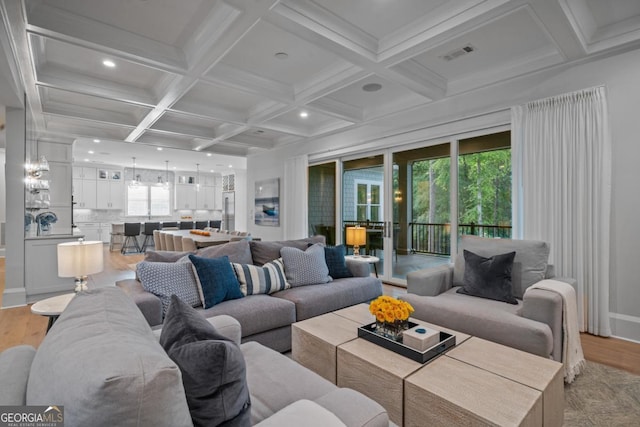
<box><xmin>30</xmin><ymin>293</ymin><xmax>75</xmax><ymax>332</ymax></box>
<box><xmin>345</xmin><ymin>255</ymin><xmax>380</xmax><ymax>277</ymax></box>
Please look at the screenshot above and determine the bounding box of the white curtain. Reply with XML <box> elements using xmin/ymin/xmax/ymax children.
<box><xmin>283</xmin><ymin>155</ymin><xmax>308</xmax><ymax>239</ymax></box>
<box><xmin>512</xmin><ymin>86</ymin><xmax>612</xmax><ymax>336</ymax></box>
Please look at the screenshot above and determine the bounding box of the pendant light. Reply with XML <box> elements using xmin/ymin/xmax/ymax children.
<box><xmin>164</xmin><ymin>160</ymin><xmax>169</xmax><ymax>188</ymax></box>
<box><xmin>130</xmin><ymin>157</ymin><xmax>138</xmax><ymax>187</ymax></box>
<box><xmin>196</xmin><ymin>163</ymin><xmax>200</xmax><ymax>192</ymax></box>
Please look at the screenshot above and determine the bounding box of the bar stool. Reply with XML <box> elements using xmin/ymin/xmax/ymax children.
<box><xmin>109</xmin><ymin>223</ymin><xmax>125</xmax><ymax>252</ymax></box>
<box><xmin>179</xmin><ymin>221</ymin><xmax>194</xmax><ymax>230</ymax></box>
<box><xmin>210</xmin><ymin>220</ymin><xmax>221</xmax><ymax>229</ymax></box>
<box><xmin>153</xmin><ymin>230</ymin><xmax>164</xmax><ymax>250</ymax></box>
<box><xmin>195</xmin><ymin>221</ymin><xmax>208</xmax><ymax>229</ymax></box>
<box><xmin>121</xmin><ymin>222</ymin><xmax>141</xmax><ymax>254</ymax></box>
<box><xmin>141</xmin><ymin>222</ymin><xmax>160</xmax><ymax>252</ymax></box>
<box><xmin>162</xmin><ymin>221</ymin><xmax>178</xmax><ymax>230</ymax></box>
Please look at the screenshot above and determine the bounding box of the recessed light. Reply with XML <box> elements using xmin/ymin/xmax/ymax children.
<box><xmin>88</xmin><ymin>150</ymin><xmax>94</xmax><ymax>154</ymax></box>
<box><xmin>173</xmin><ymin>166</ymin><xmax>177</xmax><ymax>170</ymax></box>
<box><xmin>93</xmin><ymin>139</ymin><xmax>100</xmax><ymax>143</ymax></box>
<box><xmin>362</xmin><ymin>83</ymin><xmax>382</xmax><ymax>92</ymax></box>
<box><xmin>83</xmin><ymin>158</ymin><xmax>89</xmax><ymax>162</ymax></box>
<box><xmin>228</xmin><ymin>164</ymin><xmax>232</xmax><ymax>168</ymax></box>
<box><xmin>274</xmin><ymin>52</ymin><xmax>289</xmax><ymax>60</ymax></box>
<box><xmin>102</xmin><ymin>59</ymin><xmax>116</xmax><ymax>68</ymax></box>
<box><xmin>210</xmin><ymin>169</ymin><xmax>214</xmax><ymax>173</ymax></box>
<box><xmin>207</xmin><ymin>153</ymin><xmax>212</xmax><ymax>157</ymax></box>
<box><xmin>299</xmin><ymin>111</ymin><xmax>309</xmax><ymax>118</ymax></box>
<box><xmin>157</xmin><ymin>147</ymin><xmax>163</xmax><ymax>151</ymax></box>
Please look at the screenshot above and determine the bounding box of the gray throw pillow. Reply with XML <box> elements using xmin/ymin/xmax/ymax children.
<box><xmin>160</xmin><ymin>295</ymin><xmax>251</xmax><ymax>427</ymax></box>
<box><xmin>144</xmin><ymin>250</ymin><xmax>194</xmax><ymax>263</ymax></box>
<box><xmin>457</xmin><ymin>250</ymin><xmax>517</xmax><ymax>304</ymax></box>
<box><xmin>280</xmin><ymin>243</ymin><xmax>332</xmax><ymax>287</ymax></box>
<box><xmin>196</xmin><ymin>240</ymin><xmax>253</xmax><ymax>264</ymax></box>
<box><xmin>249</xmin><ymin>236</ymin><xmax>326</xmax><ymax>266</ymax></box>
<box><xmin>137</xmin><ymin>261</ymin><xmax>202</xmax><ymax>315</ymax></box>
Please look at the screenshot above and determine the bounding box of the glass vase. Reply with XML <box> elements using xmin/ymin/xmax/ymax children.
<box><xmin>375</xmin><ymin>319</ymin><xmax>409</xmax><ymax>341</ymax></box>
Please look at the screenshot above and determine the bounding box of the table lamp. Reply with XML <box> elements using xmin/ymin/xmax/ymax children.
<box><xmin>346</xmin><ymin>226</ymin><xmax>367</xmax><ymax>256</ymax></box>
<box><xmin>57</xmin><ymin>239</ymin><xmax>104</xmax><ymax>293</ymax></box>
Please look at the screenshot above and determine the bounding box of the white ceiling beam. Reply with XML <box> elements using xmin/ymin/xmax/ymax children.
<box><xmin>307</xmin><ymin>97</ymin><xmax>362</xmax><ymax>123</ymax></box>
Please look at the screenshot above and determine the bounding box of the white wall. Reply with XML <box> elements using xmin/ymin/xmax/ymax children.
<box><xmin>246</xmin><ymin>47</ymin><xmax>640</xmax><ymax>342</ymax></box>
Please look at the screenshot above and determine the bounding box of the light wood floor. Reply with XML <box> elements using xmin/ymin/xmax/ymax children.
<box><xmin>1</xmin><ymin>250</ymin><xmax>639</xmax><ymax>376</ymax></box>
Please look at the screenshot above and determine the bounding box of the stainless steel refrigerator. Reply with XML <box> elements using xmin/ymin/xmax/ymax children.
<box><xmin>222</xmin><ymin>191</ymin><xmax>235</xmax><ymax>231</ymax></box>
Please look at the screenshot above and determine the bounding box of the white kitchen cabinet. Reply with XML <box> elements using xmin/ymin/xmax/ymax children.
<box><xmin>49</xmin><ymin>162</ymin><xmax>73</xmax><ymax>207</ymax></box>
<box><xmin>96</xmin><ymin>180</ymin><xmax>124</xmax><ymax>209</ymax></box>
<box><xmin>196</xmin><ymin>186</ymin><xmax>216</xmax><ymax>209</ymax></box>
<box><xmin>73</xmin><ymin>166</ymin><xmax>97</xmax><ymax>180</ymax></box>
<box><xmin>73</xmin><ymin>178</ymin><xmax>97</xmax><ymax>208</ymax></box>
<box><xmin>213</xmin><ymin>185</ymin><xmax>222</xmax><ymax>210</ymax></box>
<box><xmin>77</xmin><ymin>222</ymin><xmax>101</xmax><ymax>241</ymax></box>
<box><xmin>175</xmin><ymin>183</ymin><xmax>196</xmax><ymax>209</ymax></box>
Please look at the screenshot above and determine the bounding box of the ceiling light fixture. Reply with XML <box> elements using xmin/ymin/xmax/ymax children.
<box><xmin>157</xmin><ymin>147</ymin><xmax>163</xmax><ymax>151</ymax></box>
<box><xmin>130</xmin><ymin>157</ymin><xmax>138</xmax><ymax>187</ymax></box>
<box><xmin>93</xmin><ymin>139</ymin><xmax>100</xmax><ymax>143</ymax></box>
<box><xmin>362</xmin><ymin>83</ymin><xmax>382</xmax><ymax>92</ymax></box>
<box><xmin>102</xmin><ymin>59</ymin><xmax>116</xmax><ymax>68</ymax></box>
<box><xmin>88</xmin><ymin>150</ymin><xmax>94</xmax><ymax>154</ymax></box>
<box><xmin>207</xmin><ymin>153</ymin><xmax>212</xmax><ymax>157</ymax></box>
<box><xmin>299</xmin><ymin>111</ymin><xmax>309</xmax><ymax>118</ymax></box>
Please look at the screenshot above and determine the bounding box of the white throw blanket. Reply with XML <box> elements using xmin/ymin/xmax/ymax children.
<box><xmin>526</xmin><ymin>279</ymin><xmax>586</xmax><ymax>383</ymax></box>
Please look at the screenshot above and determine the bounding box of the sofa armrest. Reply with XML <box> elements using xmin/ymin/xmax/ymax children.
<box><xmin>346</xmin><ymin>259</ymin><xmax>370</xmax><ymax>277</ymax></box>
<box><xmin>522</xmin><ymin>288</ymin><xmax>564</xmax><ymax>362</ymax></box>
<box><xmin>255</xmin><ymin>400</ymin><xmax>347</xmax><ymax>427</ymax></box>
<box><xmin>406</xmin><ymin>265</ymin><xmax>453</xmax><ymax>296</ymax></box>
<box><xmin>116</xmin><ymin>279</ymin><xmax>163</xmax><ymax>327</ymax></box>
<box><xmin>0</xmin><ymin>345</ymin><xmax>36</xmax><ymax>405</ymax></box>
<box><xmin>522</xmin><ymin>277</ymin><xmax>576</xmax><ymax>362</ymax></box>
<box><xmin>315</xmin><ymin>389</ymin><xmax>389</xmax><ymax>427</ymax></box>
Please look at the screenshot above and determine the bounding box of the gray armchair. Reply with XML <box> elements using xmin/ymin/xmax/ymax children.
<box><xmin>400</xmin><ymin>236</ymin><xmax>577</xmax><ymax>361</ymax></box>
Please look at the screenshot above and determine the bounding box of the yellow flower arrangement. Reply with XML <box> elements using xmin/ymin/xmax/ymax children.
<box><xmin>369</xmin><ymin>296</ymin><xmax>414</xmax><ymax>324</ymax></box>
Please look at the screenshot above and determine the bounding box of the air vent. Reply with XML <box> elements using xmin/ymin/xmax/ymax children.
<box><xmin>440</xmin><ymin>44</ymin><xmax>476</xmax><ymax>61</ymax></box>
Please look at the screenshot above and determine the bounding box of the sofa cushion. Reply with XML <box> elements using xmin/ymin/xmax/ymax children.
<box><xmin>457</xmin><ymin>250</ymin><xmax>517</xmax><ymax>304</ymax></box>
<box><xmin>453</xmin><ymin>236</ymin><xmax>550</xmax><ymax>299</ymax></box>
<box><xmin>137</xmin><ymin>261</ymin><xmax>202</xmax><ymax>315</ymax></box>
<box><xmin>27</xmin><ymin>288</ymin><xmax>192</xmax><ymax>427</ymax></box>
<box><xmin>197</xmin><ymin>240</ymin><xmax>253</xmax><ymax>265</ymax></box>
<box><xmin>160</xmin><ymin>296</ymin><xmax>251</xmax><ymax>427</ymax></box>
<box><xmin>241</xmin><ymin>341</ymin><xmax>336</xmax><ymax>425</ymax></box>
<box><xmin>280</xmin><ymin>243</ymin><xmax>331</xmax><ymax>287</ymax></box>
<box><xmin>324</xmin><ymin>245</ymin><xmax>353</xmax><ymax>279</ymax></box>
<box><xmin>188</xmin><ymin>255</ymin><xmax>244</xmax><ymax>309</ymax></box>
<box><xmin>231</xmin><ymin>258</ymin><xmax>290</xmax><ymax>295</ymax></box>
<box><xmin>249</xmin><ymin>236</ymin><xmax>325</xmax><ymax>266</ymax></box>
<box><xmin>272</xmin><ymin>276</ymin><xmax>383</xmax><ymax>321</ymax></box>
<box><xmin>0</xmin><ymin>345</ymin><xmax>36</xmax><ymax>405</ymax></box>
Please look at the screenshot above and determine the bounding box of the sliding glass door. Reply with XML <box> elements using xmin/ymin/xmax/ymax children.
<box><xmin>308</xmin><ymin>129</ymin><xmax>512</xmax><ymax>286</ymax></box>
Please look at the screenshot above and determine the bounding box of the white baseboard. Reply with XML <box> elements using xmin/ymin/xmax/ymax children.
<box><xmin>609</xmin><ymin>312</ymin><xmax>640</xmax><ymax>344</ymax></box>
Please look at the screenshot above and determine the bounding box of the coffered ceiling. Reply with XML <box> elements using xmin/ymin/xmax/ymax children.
<box><xmin>2</xmin><ymin>0</ymin><xmax>640</xmax><ymax>170</ymax></box>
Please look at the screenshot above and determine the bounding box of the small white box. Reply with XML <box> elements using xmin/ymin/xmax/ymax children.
<box><xmin>403</xmin><ymin>325</ymin><xmax>441</xmax><ymax>352</ymax></box>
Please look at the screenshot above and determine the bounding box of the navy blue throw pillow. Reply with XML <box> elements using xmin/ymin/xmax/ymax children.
<box><xmin>324</xmin><ymin>244</ymin><xmax>353</xmax><ymax>279</ymax></box>
<box><xmin>188</xmin><ymin>255</ymin><xmax>243</xmax><ymax>308</ymax></box>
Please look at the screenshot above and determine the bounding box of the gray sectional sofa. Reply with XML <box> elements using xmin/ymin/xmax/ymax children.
<box><xmin>117</xmin><ymin>237</ymin><xmax>383</xmax><ymax>352</ymax></box>
<box><xmin>0</xmin><ymin>287</ymin><xmax>389</xmax><ymax>427</ymax></box>
<box><xmin>400</xmin><ymin>236</ymin><xmax>577</xmax><ymax>361</ymax></box>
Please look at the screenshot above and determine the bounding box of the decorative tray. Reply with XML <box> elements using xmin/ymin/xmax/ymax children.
<box><xmin>357</xmin><ymin>321</ymin><xmax>456</xmax><ymax>364</ymax></box>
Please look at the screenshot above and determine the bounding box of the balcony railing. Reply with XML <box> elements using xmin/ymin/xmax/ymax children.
<box><xmin>339</xmin><ymin>221</ymin><xmax>512</xmax><ymax>257</ymax></box>
<box><xmin>409</xmin><ymin>222</ymin><xmax>512</xmax><ymax>255</ymax></box>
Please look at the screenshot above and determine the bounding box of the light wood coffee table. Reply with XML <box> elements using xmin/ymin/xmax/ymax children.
<box><xmin>293</xmin><ymin>304</ymin><xmax>563</xmax><ymax>426</ymax></box>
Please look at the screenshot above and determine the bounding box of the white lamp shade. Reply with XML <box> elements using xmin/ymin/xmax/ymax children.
<box><xmin>57</xmin><ymin>240</ymin><xmax>104</xmax><ymax>277</ymax></box>
<box><xmin>346</xmin><ymin>226</ymin><xmax>367</xmax><ymax>246</ymax></box>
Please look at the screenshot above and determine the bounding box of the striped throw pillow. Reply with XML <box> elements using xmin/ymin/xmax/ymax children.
<box><xmin>231</xmin><ymin>258</ymin><xmax>290</xmax><ymax>296</ymax></box>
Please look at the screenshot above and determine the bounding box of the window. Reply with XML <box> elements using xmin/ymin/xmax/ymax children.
<box><xmin>355</xmin><ymin>179</ymin><xmax>383</xmax><ymax>221</ymax></box>
<box><xmin>127</xmin><ymin>184</ymin><xmax>171</xmax><ymax>216</ymax></box>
